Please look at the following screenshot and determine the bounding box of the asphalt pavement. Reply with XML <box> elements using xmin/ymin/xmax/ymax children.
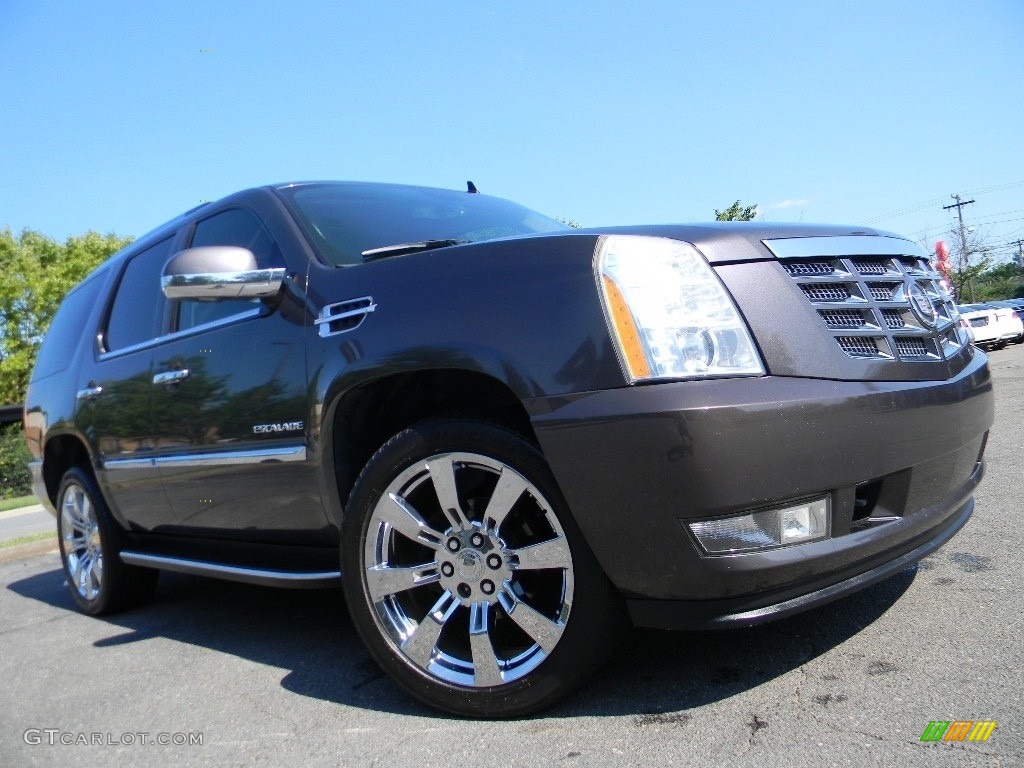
<box><xmin>1</xmin><ymin>345</ymin><xmax>1022</xmax><ymax>767</ymax></box>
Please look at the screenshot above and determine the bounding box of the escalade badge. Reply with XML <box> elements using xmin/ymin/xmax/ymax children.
<box><xmin>253</xmin><ymin>421</ymin><xmax>304</xmax><ymax>434</ymax></box>
<box><xmin>907</xmin><ymin>282</ymin><xmax>937</xmax><ymax>327</ymax></box>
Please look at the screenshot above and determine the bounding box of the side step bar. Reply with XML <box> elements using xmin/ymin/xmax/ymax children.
<box><xmin>120</xmin><ymin>551</ymin><xmax>341</xmax><ymax>589</ymax></box>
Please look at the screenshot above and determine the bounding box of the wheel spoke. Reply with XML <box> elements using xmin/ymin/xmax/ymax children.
<box><xmin>80</xmin><ymin>494</ymin><xmax>93</xmax><ymax>526</ymax></box>
<box><xmin>63</xmin><ymin>491</ymin><xmax>87</xmax><ymax>530</ymax></box>
<box><xmin>366</xmin><ymin>562</ymin><xmax>439</xmax><ymax>601</ymax></box>
<box><xmin>77</xmin><ymin>554</ymin><xmax>93</xmax><ymax>598</ymax></box>
<box><xmin>469</xmin><ymin>602</ymin><xmax>503</xmax><ymax>687</ymax></box>
<box><xmin>401</xmin><ymin>590</ymin><xmax>459</xmax><ymax>668</ymax></box>
<box><xmin>482</xmin><ymin>469</ymin><xmax>528</xmax><ymax>535</ymax></box>
<box><xmin>426</xmin><ymin>457</ymin><xmax>469</xmax><ymax>531</ymax></box>
<box><xmin>498</xmin><ymin>584</ymin><xmax>565</xmax><ymax>654</ymax></box>
<box><xmin>68</xmin><ymin>513</ymin><xmax>88</xmax><ymax>535</ymax></box>
<box><xmin>508</xmin><ymin>535</ymin><xmax>571</xmax><ymax>571</ymax></box>
<box><xmin>380</xmin><ymin>493</ymin><xmax>445</xmax><ymax>550</ymax></box>
<box><xmin>86</xmin><ymin>557</ymin><xmax>100</xmax><ymax>599</ymax></box>
<box><xmin>66</xmin><ymin>552</ymin><xmax>82</xmax><ymax>584</ymax></box>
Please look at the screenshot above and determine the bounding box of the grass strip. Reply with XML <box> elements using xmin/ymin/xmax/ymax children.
<box><xmin>0</xmin><ymin>495</ymin><xmax>38</xmax><ymax>513</ymax></box>
<box><xmin>0</xmin><ymin>530</ymin><xmax>55</xmax><ymax>549</ymax></box>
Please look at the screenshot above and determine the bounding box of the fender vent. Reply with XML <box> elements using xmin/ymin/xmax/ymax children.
<box><xmin>316</xmin><ymin>296</ymin><xmax>376</xmax><ymax>337</ymax></box>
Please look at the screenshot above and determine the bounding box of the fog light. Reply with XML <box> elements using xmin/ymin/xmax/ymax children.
<box><xmin>688</xmin><ymin>497</ymin><xmax>830</xmax><ymax>555</ymax></box>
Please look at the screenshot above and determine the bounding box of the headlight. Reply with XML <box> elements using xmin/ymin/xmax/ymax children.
<box><xmin>596</xmin><ymin>235</ymin><xmax>765</xmax><ymax>382</ymax></box>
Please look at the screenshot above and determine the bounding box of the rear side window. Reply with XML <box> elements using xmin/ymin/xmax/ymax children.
<box><xmin>31</xmin><ymin>270</ymin><xmax>108</xmax><ymax>381</ymax></box>
<box><xmin>175</xmin><ymin>208</ymin><xmax>283</xmax><ymax>332</ymax></box>
<box><xmin>104</xmin><ymin>237</ymin><xmax>175</xmax><ymax>352</ymax></box>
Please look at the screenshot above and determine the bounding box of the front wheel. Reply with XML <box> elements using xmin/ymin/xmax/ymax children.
<box><xmin>341</xmin><ymin>419</ymin><xmax>628</xmax><ymax>717</ymax></box>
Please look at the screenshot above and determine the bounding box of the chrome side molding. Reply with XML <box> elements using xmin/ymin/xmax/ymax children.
<box><xmin>120</xmin><ymin>551</ymin><xmax>341</xmax><ymax>589</ymax></box>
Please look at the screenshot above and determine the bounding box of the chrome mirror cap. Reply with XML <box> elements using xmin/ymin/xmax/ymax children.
<box><xmin>161</xmin><ymin>246</ymin><xmax>285</xmax><ymax>300</ymax></box>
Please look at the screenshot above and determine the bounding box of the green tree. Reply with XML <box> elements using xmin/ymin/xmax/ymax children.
<box><xmin>714</xmin><ymin>200</ymin><xmax>758</xmax><ymax>221</ymax></box>
<box><xmin>945</xmin><ymin>226</ymin><xmax>991</xmax><ymax>303</ymax></box>
<box><xmin>0</xmin><ymin>229</ymin><xmax>133</xmax><ymax>405</ymax></box>
<box><xmin>971</xmin><ymin>259</ymin><xmax>1024</xmax><ymax>301</ymax></box>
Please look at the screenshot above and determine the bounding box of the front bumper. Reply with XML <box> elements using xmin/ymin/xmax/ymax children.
<box><xmin>527</xmin><ymin>351</ymin><xmax>993</xmax><ymax>629</ymax></box>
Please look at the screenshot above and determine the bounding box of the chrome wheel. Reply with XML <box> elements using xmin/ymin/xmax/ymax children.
<box><xmin>60</xmin><ymin>482</ymin><xmax>103</xmax><ymax>601</ymax></box>
<box><xmin>362</xmin><ymin>451</ymin><xmax>574</xmax><ymax>688</ymax></box>
<box><xmin>56</xmin><ymin>465</ymin><xmax>158</xmax><ymax>615</ymax></box>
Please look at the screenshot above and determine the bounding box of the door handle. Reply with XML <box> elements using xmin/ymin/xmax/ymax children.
<box><xmin>76</xmin><ymin>385</ymin><xmax>103</xmax><ymax>401</ymax></box>
<box><xmin>153</xmin><ymin>369</ymin><xmax>190</xmax><ymax>386</ymax></box>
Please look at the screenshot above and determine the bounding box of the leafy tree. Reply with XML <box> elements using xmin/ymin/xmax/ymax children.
<box><xmin>945</xmin><ymin>226</ymin><xmax>991</xmax><ymax>303</ymax></box>
<box><xmin>0</xmin><ymin>229</ymin><xmax>132</xmax><ymax>405</ymax></box>
<box><xmin>715</xmin><ymin>201</ymin><xmax>758</xmax><ymax>221</ymax></box>
<box><xmin>970</xmin><ymin>259</ymin><xmax>1024</xmax><ymax>302</ymax></box>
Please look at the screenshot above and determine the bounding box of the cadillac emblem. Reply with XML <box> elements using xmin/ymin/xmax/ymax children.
<box><xmin>906</xmin><ymin>281</ymin><xmax>937</xmax><ymax>326</ymax></box>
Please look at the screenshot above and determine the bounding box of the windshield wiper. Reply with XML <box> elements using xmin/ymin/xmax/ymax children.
<box><xmin>361</xmin><ymin>239</ymin><xmax>468</xmax><ymax>262</ymax></box>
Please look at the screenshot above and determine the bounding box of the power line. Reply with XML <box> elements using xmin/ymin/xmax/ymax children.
<box><xmin>863</xmin><ymin>179</ymin><xmax>1024</xmax><ymax>224</ymax></box>
<box><xmin>862</xmin><ymin>197</ymin><xmax>949</xmax><ymax>224</ymax></box>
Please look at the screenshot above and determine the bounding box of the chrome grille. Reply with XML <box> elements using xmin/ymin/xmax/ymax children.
<box><xmin>801</xmin><ymin>284</ymin><xmax>850</xmax><ymax>302</ymax></box>
<box><xmin>854</xmin><ymin>261</ymin><xmax>889</xmax><ymax>275</ymax></box>
<box><xmin>820</xmin><ymin>309</ymin><xmax>866</xmax><ymax>328</ymax></box>
<box><xmin>894</xmin><ymin>338</ymin><xmax>928</xmax><ymax>357</ymax></box>
<box><xmin>783</xmin><ymin>261</ymin><xmax>833</xmax><ymax>276</ymax></box>
<box><xmin>837</xmin><ymin>336</ymin><xmax>884</xmax><ymax>357</ymax></box>
<box><xmin>778</xmin><ymin>252</ymin><xmax>968</xmax><ymax>362</ymax></box>
<box><xmin>881</xmin><ymin>309</ymin><xmax>905</xmax><ymax>329</ymax></box>
<box><xmin>867</xmin><ymin>282</ymin><xmax>900</xmax><ymax>301</ymax></box>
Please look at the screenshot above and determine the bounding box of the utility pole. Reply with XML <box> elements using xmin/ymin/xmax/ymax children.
<box><xmin>944</xmin><ymin>194</ymin><xmax>976</xmax><ymax>301</ymax></box>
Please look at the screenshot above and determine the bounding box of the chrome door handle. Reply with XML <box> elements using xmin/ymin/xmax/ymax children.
<box><xmin>76</xmin><ymin>385</ymin><xmax>103</xmax><ymax>401</ymax></box>
<box><xmin>153</xmin><ymin>369</ymin><xmax>190</xmax><ymax>386</ymax></box>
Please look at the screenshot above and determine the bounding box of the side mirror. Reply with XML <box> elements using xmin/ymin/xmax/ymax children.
<box><xmin>161</xmin><ymin>246</ymin><xmax>286</xmax><ymax>300</ymax></box>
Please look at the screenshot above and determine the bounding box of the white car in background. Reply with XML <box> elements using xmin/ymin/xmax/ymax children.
<box><xmin>957</xmin><ymin>303</ymin><xmax>1022</xmax><ymax>350</ymax></box>
<box><xmin>987</xmin><ymin>300</ymin><xmax>1024</xmax><ymax>344</ymax></box>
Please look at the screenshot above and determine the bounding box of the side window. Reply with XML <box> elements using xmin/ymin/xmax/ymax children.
<box><xmin>176</xmin><ymin>208</ymin><xmax>283</xmax><ymax>332</ymax></box>
<box><xmin>105</xmin><ymin>237</ymin><xmax>175</xmax><ymax>353</ymax></box>
<box><xmin>33</xmin><ymin>269</ymin><xmax>108</xmax><ymax>379</ymax></box>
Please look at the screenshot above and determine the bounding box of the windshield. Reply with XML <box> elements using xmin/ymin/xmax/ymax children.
<box><xmin>276</xmin><ymin>183</ymin><xmax>569</xmax><ymax>266</ymax></box>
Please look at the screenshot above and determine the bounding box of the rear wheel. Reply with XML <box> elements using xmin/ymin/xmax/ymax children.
<box><xmin>57</xmin><ymin>466</ymin><xmax>158</xmax><ymax>615</ymax></box>
<box><xmin>342</xmin><ymin>419</ymin><xmax>628</xmax><ymax>717</ymax></box>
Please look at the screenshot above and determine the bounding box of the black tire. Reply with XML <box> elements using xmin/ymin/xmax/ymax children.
<box><xmin>56</xmin><ymin>466</ymin><xmax>158</xmax><ymax>616</ymax></box>
<box><xmin>341</xmin><ymin>418</ymin><xmax>629</xmax><ymax>718</ymax></box>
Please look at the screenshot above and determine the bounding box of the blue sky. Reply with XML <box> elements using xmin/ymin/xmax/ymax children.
<box><xmin>2</xmin><ymin>1</ymin><xmax>1022</xmax><ymax>260</ymax></box>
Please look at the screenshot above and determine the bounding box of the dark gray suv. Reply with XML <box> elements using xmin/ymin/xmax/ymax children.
<box><xmin>24</xmin><ymin>182</ymin><xmax>994</xmax><ymax>716</ymax></box>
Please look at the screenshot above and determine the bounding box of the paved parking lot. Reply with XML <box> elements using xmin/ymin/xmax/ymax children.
<box><xmin>2</xmin><ymin>345</ymin><xmax>1022</xmax><ymax>767</ymax></box>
